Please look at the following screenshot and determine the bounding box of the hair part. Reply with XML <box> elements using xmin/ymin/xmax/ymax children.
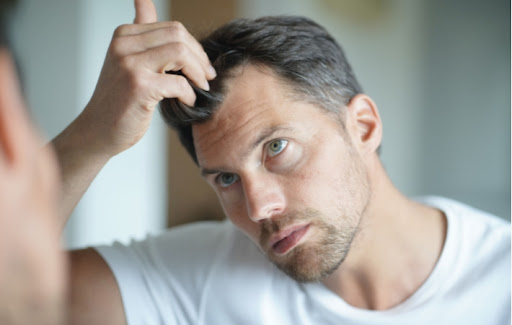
<box><xmin>160</xmin><ymin>15</ymin><xmax>363</xmax><ymax>164</ymax></box>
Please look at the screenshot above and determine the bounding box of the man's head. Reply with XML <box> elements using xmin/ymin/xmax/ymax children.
<box><xmin>160</xmin><ymin>16</ymin><xmax>383</xmax><ymax>282</ymax></box>
<box><xmin>160</xmin><ymin>16</ymin><xmax>363</xmax><ymax>164</ymax></box>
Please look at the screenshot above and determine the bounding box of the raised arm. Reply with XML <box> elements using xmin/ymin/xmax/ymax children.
<box><xmin>58</xmin><ymin>1</ymin><xmax>215</xmax><ymax>323</ymax></box>
<box><xmin>52</xmin><ymin>0</ymin><xmax>215</xmax><ymax>226</ymax></box>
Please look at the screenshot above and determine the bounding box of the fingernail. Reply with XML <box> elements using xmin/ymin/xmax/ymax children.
<box><xmin>203</xmin><ymin>80</ymin><xmax>210</xmax><ymax>91</ymax></box>
<box><xmin>209</xmin><ymin>66</ymin><xmax>217</xmax><ymax>78</ymax></box>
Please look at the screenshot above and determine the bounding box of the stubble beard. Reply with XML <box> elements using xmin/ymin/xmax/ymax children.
<box><xmin>260</xmin><ymin>207</ymin><xmax>363</xmax><ymax>283</ymax></box>
<box><xmin>260</xmin><ymin>144</ymin><xmax>371</xmax><ymax>283</ymax></box>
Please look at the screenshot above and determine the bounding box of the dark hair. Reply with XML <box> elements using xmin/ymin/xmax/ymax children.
<box><xmin>160</xmin><ymin>16</ymin><xmax>363</xmax><ymax>164</ymax></box>
<box><xmin>0</xmin><ymin>0</ymin><xmax>17</xmax><ymax>48</ymax></box>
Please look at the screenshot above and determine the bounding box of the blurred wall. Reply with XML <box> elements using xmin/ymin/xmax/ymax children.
<box><xmin>421</xmin><ymin>0</ymin><xmax>510</xmax><ymax>218</ymax></box>
<box><xmin>10</xmin><ymin>0</ymin><xmax>169</xmax><ymax>248</ymax></box>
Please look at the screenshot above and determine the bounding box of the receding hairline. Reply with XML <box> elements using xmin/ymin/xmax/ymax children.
<box><xmin>202</xmin><ymin>61</ymin><xmax>349</xmax><ymax>118</ymax></box>
<box><xmin>191</xmin><ymin>63</ymin><xmax>352</xmax><ymax>170</ymax></box>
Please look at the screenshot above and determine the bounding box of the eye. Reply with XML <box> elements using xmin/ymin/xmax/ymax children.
<box><xmin>217</xmin><ymin>173</ymin><xmax>239</xmax><ymax>188</ymax></box>
<box><xmin>267</xmin><ymin>139</ymin><xmax>288</xmax><ymax>157</ymax></box>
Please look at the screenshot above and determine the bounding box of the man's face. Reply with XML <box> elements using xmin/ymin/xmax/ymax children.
<box><xmin>193</xmin><ymin>65</ymin><xmax>371</xmax><ymax>282</ymax></box>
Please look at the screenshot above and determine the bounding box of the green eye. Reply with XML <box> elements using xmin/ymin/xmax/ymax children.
<box><xmin>267</xmin><ymin>139</ymin><xmax>288</xmax><ymax>157</ymax></box>
<box><xmin>218</xmin><ymin>173</ymin><xmax>239</xmax><ymax>188</ymax></box>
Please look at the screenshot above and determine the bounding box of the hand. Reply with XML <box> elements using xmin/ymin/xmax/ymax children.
<box><xmin>0</xmin><ymin>50</ymin><xmax>66</xmax><ymax>324</ymax></box>
<box><xmin>76</xmin><ymin>0</ymin><xmax>216</xmax><ymax>158</ymax></box>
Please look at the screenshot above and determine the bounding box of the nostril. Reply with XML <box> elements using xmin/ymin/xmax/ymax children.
<box><xmin>267</xmin><ymin>206</ymin><xmax>284</xmax><ymax>218</ymax></box>
<box><xmin>248</xmin><ymin>202</ymin><xmax>285</xmax><ymax>223</ymax></box>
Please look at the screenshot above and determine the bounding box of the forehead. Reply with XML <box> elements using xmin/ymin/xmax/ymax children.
<box><xmin>191</xmin><ymin>65</ymin><xmax>332</xmax><ymax>167</ymax></box>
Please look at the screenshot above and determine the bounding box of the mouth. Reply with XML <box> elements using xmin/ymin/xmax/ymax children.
<box><xmin>270</xmin><ymin>224</ymin><xmax>310</xmax><ymax>255</ymax></box>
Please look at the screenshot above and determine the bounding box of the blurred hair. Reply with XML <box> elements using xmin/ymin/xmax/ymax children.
<box><xmin>160</xmin><ymin>16</ymin><xmax>363</xmax><ymax>164</ymax></box>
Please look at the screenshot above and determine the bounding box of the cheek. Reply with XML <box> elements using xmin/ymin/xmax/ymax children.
<box><xmin>230</xmin><ymin>214</ymin><xmax>260</xmax><ymax>243</ymax></box>
<box><xmin>286</xmin><ymin>152</ymin><xmax>346</xmax><ymax>207</ymax></box>
<box><xmin>286</xmin><ymin>143</ymin><xmax>366</xmax><ymax>216</ymax></box>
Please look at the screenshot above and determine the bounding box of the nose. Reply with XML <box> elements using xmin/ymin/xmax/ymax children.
<box><xmin>243</xmin><ymin>174</ymin><xmax>286</xmax><ymax>223</ymax></box>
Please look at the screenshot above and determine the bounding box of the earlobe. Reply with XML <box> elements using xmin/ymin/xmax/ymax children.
<box><xmin>345</xmin><ymin>94</ymin><xmax>382</xmax><ymax>154</ymax></box>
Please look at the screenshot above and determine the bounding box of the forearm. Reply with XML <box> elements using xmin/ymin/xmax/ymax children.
<box><xmin>49</xmin><ymin>5</ymin><xmax>214</xmax><ymax>229</ymax></box>
<box><xmin>51</xmin><ymin>112</ymin><xmax>111</xmax><ymax>228</ymax></box>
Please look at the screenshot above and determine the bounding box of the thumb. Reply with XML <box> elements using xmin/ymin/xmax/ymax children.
<box><xmin>134</xmin><ymin>0</ymin><xmax>158</xmax><ymax>24</ymax></box>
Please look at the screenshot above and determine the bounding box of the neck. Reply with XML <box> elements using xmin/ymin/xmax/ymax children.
<box><xmin>322</xmin><ymin>158</ymin><xmax>447</xmax><ymax>310</ymax></box>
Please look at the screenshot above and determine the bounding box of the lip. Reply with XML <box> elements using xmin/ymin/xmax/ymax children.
<box><xmin>269</xmin><ymin>223</ymin><xmax>310</xmax><ymax>255</ymax></box>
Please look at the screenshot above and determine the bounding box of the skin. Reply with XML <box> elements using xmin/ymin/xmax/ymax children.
<box><xmin>54</xmin><ymin>1</ymin><xmax>217</xmax><ymax>324</ymax></box>
<box><xmin>0</xmin><ymin>0</ymin><xmax>216</xmax><ymax>324</ymax></box>
<box><xmin>0</xmin><ymin>49</ymin><xmax>66</xmax><ymax>324</ymax></box>
<box><xmin>52</xmin><ymin>0</ymin><xmax>216</xmax><ymax>222</ymax></box>
<box><xmin>194</xmin><ymin>65</ymin><xmax>371</xmax><ymax>282</ymax></box>
<box><xmin>44</xmin><ymin>0</ymin><xmax>447</xmax><ymax>321</ymax></box>
<box><xmin>193</xmin><ymin>65</ymin><xmax>447</xmax><ymax>310</ymax></box>
<box><xmin>2</xmin><ymin>0</ymin><xmax>221</xmax><ymax>323</ymax></box>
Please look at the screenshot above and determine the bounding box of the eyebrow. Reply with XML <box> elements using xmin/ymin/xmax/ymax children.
<box><xmin>200</xmin><ymin>124</ymin><xmax>294</xmax><ymax>177</ymax></box>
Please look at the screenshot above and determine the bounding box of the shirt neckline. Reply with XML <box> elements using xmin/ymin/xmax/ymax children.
<box><xmin>302</xmin><ymin>196</ymin><xmax>458</xmax><ymax>318</ymax></box>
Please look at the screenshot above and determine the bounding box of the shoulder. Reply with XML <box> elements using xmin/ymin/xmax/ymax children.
<box><xmin>417</xmin><ymin>196</ymin><xmax>510</xmax><ymax>322</ymax></box>
<box><xmin>418</xmin><ymin>196</ymin><xmax>510</xmax><ymax>241</ymax></box>
<box><xmin>95</xmin><ymin>220</ymin><xmax>244</xmax><ymax>282</ymax></box>
<box><xmin>93</xmin><ymin>220</ymin><xmax>256</xmax><ymax>323</ymax></box>
<box><xmin>420</xmin><ymin>196</ymin><xmax>510</xmax><ymax>258</ymax></box>
<box><xmin>419</xmin><ymin>196</ymin><xmax>510</xmax><ymax>292</ymax></box>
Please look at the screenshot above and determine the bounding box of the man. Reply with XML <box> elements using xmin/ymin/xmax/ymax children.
<box><xmin>50</xmin><ymin>1</ymin><xmax>509</xmax><ymax>324</ymax></box>
<box><xmin>0</xmin><ymin>1</ymin><xmax>66</xmax><ymax>324</ymax></box>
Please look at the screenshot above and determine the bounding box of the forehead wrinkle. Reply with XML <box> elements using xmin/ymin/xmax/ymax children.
<box><xmin>194</xmin><ymin>64</ymin><xmax>293</xmax><ymax>167</ymax></box>
<box><xmin>225</xmin><ymin>102</ymin><xmax>271</xmax><ymax>139</ymax></box>
<box><xmin>194</xmin><ymin>100</ymin><xmax>275</xmax><ymax>166</ymax></box>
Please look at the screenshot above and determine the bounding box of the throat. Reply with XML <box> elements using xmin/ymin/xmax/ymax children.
<box><xmin>320</xmin><ymin>198</ymin><xmax>447</xmax><ymax>311</ymax></box>
<box><xmin>322</xmin><ymin>267</ymin><xmax>421</xmax><ymax>310</ymax></box>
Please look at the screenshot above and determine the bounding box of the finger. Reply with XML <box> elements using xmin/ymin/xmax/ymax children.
<box><xmin>113</xmin><ymin>22</ymin><xmax>216</xmax><ymax>79</ymax></box>
<box><xmin>0</xmin><ymin>50</ymin><xmax>37</xmax><ymax>165</ymax></box>
<box><xmin>134</xmin><ymin>0</ymin><xmax>158</xmax><ymax>24</ymax></box>
<box><xmin>116</xmin><ymin>32</ymin><xmax>215</xmax><ymax>81</ymax></box>
<box><xmin>115</xmin><ymin>22</ymin><xmax>179</xmax><ymax>37</ymax></box>
<box><xmin>153</xmin><ymin>73</ymin><xmax>196</xmax><ymax>106</ymax></box>
<box><xmin>125</xmin><ymin>23</ymin><xmax>212</xmax><ymax>69</ymax></box>
<box><xmin>135</xmin><ymin>42</ymin><xmax>211</xmax><ymax>91</ymax></box>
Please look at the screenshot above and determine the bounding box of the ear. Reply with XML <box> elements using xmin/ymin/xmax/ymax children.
<box><xmin>345</xmin><ymin>94</ymin><xmax>382</xmax><ymax>155</ymax></box>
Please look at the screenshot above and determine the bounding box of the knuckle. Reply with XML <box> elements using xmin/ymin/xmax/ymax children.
<box><xmin>170</xmin><ymin>21</ymin><xmax>185</xmax><ymax>32</ymax></box>
<box><xmin>109</xmin><ymin>38</ymin><xmax>124</xmax><ymax>56</ymax></box>
<box><xmin>118</xmin><ymin>54</ymin><xmax>133</xmax><ymax>68</ymax></box>
<box><xmin>172</xmin><ymin>42</ymin><xmax>187</xmax><ymax>56</ymax></box>
<box><xmin>118</xmin><ymin>54</ymin><xmax>140</xmax><ymax>74</ymax></box>
<box><xmin>166</xmin><ymin>24</ymin><xmax>184</xmax><ymax>40</ymax></box>
<box><xmin>113</xmin><ymin>24</ymin><xmax>131</xmax><ymax>37</ymax></box>
<box><xmin>176</xmin><ymin>76</ymin><xmax>191</xmax><ymax>92</ymax></box>
<box><xmin>128</xmin><ymin>72</ymin><xmax>148</xmax><ymax>93</ymax></box>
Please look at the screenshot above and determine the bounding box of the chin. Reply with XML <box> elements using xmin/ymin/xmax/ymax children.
<box><xmin>269</xmin><ymin>242</ymin><xmax>347</xmax><ymax>283</ymax></box>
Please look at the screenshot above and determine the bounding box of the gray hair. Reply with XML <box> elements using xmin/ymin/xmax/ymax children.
<box><xmin>160</xmin><ymin>15</ymin><xmax>363</xmax><ymax>163</ymax></box>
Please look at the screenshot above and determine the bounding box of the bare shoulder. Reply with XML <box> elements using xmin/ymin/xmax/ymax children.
<box><xmin>69</xmin><ymin>248</ymin><xmax>127</xmax><ymax>325</ymax></box>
